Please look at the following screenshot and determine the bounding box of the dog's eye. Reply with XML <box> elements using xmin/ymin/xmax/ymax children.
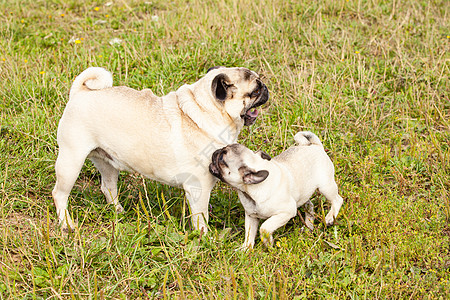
<box><xmin>251</xmin><ymin>89</ymin><xmax>261</xmax><ymax>98</ymax></box>
<box><xmin>218</xmin><ymin>152</ymin><xmax>224</xmax><ymax>162</ymax></box>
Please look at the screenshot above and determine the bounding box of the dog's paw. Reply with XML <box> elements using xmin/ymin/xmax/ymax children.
<box><xmin>59</xmin><ymin>220</ymin><xmax>78</xmax><ymax>234</ymax></box>
<box><xmin>260</xmin><ymin>229</ymin><xmax>273</xmax><ymax>247</ymax></box>
<box><xmin>115</xmin><ymin>204</ymin><xmax>125</xmax><ymax>213</ymax></box>
<box><xmin>325</xmin><ymin>212</ymin><xmax>335</xmax><ymax>226</ymax></box>
<box><xmin>236</xmin><ymin>243</ymin><xmax>254</xmax><ymax>252</ymax></box>
<box><xmin>325</xmin><ymin>214</ymin><xmax>336</xmax><ymax>226</ymax></box>
<box><xmin>305</xmin><ymin>220</ymin><xmax>314</xmax><ymax>231</ymax></box>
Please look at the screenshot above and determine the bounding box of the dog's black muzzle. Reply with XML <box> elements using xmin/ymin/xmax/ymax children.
<box><xmin>209</xmin><ymin>148</ymin><xmax>226</xmax><ymax>180</ymax></box>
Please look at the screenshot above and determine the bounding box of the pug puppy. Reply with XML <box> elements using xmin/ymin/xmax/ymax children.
<box><xmin>53</xmin><ymin>66</ymin><xmax>269</xmax><ymax>232</ymax></box>
<box><xmin>209</xmin><ymin>131</ymin><xmax>343</xmax><ymax>249</ymax></box>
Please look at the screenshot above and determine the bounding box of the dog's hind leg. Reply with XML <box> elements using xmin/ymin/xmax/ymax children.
<box><xmin>90</xmin><ymin>157</ymin><xmax>123</xmax><ymax>213</ymax></box>
<box><xmin>318</xmin><ymin>181</ymin><xmax>343</xmax><ymax>226</ymax></box>
<box><xmin>52</xmin><ymin>148</ymin><xmax>90</xmax><ymax>231</ymax></box>
<box><xmin>182</xmin><ymin>175</ymin><xmax>216</xmax><ymax>233</ymax></box>
<box><xmin>303</xmin><ymin>200</ymin><xmax>315</xmax><ymax>230</ymax></box>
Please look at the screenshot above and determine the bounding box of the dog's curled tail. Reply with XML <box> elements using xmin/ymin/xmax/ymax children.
<box><xmin>70</xmin><ymin>67</ymin><xmax>113</xmax><ymax>97</ymax></box>
<box><xmin>294</xmin><ymin>131</ymin><xmax>323</xmax><ymax>147</ymax></box>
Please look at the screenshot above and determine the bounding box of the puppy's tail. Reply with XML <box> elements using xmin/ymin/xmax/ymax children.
<box><xmin>69</xmin><ymin>67</ymin><xmax>113</xmax><ymax>97</ymax></box>
<box><xmin>294</xmin><ymin>131</ymin><xmax>323</xmax><ymax>147</ymax></box>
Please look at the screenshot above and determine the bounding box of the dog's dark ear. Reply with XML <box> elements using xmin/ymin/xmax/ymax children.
<box><xmin>256</xmin><ymin>150</ymin><xmax>271</xmax><ymax>161</ymax></box>
<box><xmin>212</xmin><ymin>73</ymin><xmax>231</xmax><ymax>101</ymax></box>
<box><xmin>243</xmin><ymin>170</ymin><xmax>269</xmax><ymax>184</ymax></box>
<box><xmin>207</xmin><ymin>66</ymin><xmax>225</xmax><ymax>73</ymax></box>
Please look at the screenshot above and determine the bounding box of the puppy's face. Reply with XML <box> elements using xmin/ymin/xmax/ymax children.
<box><xmin>209</xmin><ymin>144</ymin><xmax>271</xmax><ymax>188</ymax></box>
<box><xmin>207</xmin><ymin>67</ymin><xmax>269</xmax><ymax>126</ymax></box>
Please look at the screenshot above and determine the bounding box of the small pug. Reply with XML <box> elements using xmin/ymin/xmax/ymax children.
<box><xmin>209</xmin><ymin>131</ymin><xmax>343</xmax><ymax>249</ymax></box>
<box><xmin>53</xmin><ymin>66</ymin><xmax>269</xmax><ymax>231</ymax></box>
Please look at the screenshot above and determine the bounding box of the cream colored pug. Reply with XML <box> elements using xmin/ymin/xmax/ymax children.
<box><xmin>53</xmin><ymin>66</ymin><xmax>269</xmax><ymax>231</ymax></box>
<box><xmin>209</xmin><ymin>131</ymin><xmax>343</xmax><ymax>249</ymax></box>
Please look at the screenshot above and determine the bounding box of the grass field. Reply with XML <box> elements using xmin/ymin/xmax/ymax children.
<box><xmin>1</xmin><ymin>0</ymin><xmax>449</xmax><ymax>298</ymax></box>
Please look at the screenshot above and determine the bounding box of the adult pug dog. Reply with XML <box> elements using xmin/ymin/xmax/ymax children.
<box><xmin>209</xmin><ymin>131</ymin><xmax>343</xmax><ymax>249</ymax></box>
<box><xmin>52</xmin><ymin>66</ymin><xmax>269</xmax><ymax>232</ymax></box>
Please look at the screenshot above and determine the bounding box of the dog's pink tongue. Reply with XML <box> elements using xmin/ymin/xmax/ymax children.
<box><xmin>246</xmin><ymin>108</ymin><xmax>258</xmax><ymax>118</ymax></box>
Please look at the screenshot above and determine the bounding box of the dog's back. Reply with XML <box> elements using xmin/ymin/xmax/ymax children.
<box><xmin>275</xmin><ymin>131</ymin><xmax>333</xmax><ymax>187</ymax></box>
<box><xmin>271</xmin><ymin>131</ymin><xmax>337</xmax><ymax>211</ymax></box>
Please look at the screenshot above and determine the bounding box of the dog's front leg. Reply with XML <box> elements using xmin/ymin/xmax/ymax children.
<box><xmin>243</xmin><ymin>212</ymin><xmax>259</xmax><ymax>249</ymax></box>
<box><xmin>259</xmin><ymin>211</ymin><xmax>296</xmax><ymax>247</ymax></box>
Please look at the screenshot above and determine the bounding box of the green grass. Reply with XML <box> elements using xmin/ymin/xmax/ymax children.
<box><xmin>1</xmin><ymin>0</ymin><xmax>449</xmax><ymax>298</ymax></box>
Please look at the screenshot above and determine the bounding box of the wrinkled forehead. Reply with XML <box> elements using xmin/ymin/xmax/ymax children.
<box><xmin>225</xmin><ymin>144</ymin><xmax>257</xmax><ymax>161</ymax></box>
<box><xmin>225</xmin><ymin>143</ymin><xmax>246</xmax><ymax>154</ymax></box>
<box><xmin>209</xmin><ymin>67</ymin><xmax>259</xmax><ymax>83</ymax></box>
<box><xmin>230</xmin><ymin>67</ymin><xmax>259</xmax><ymax>82</ymax></box>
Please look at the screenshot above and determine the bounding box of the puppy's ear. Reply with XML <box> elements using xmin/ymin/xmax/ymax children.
<box><xmin>243</xmin><ymin>170</ymin><xmax>269</xmax><ymax>184</ymax></box>
<box><xmin>207</xmin><ymin>66</ymin><xmax>225</xmax><ymax>73</ymax></box>
<box><xmin>256</xmin><ymin>150</ymin><xmax>271</xmax><ymax>161</ymax></box>
<box><xmin>212</xmin><ymin>73</ymin><xmax>231</xmax><ymax>101</ymax></box>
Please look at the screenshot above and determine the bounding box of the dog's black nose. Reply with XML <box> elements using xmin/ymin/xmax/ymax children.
<box><xmin>258</xmin><ymin>84</ymin><xmax>269</xmax><ymax>106</ymax></box>
<box><xmin>209</xmin><ymin>163</ymin><xmax>220</xmax><ymax>177</ymax></box>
